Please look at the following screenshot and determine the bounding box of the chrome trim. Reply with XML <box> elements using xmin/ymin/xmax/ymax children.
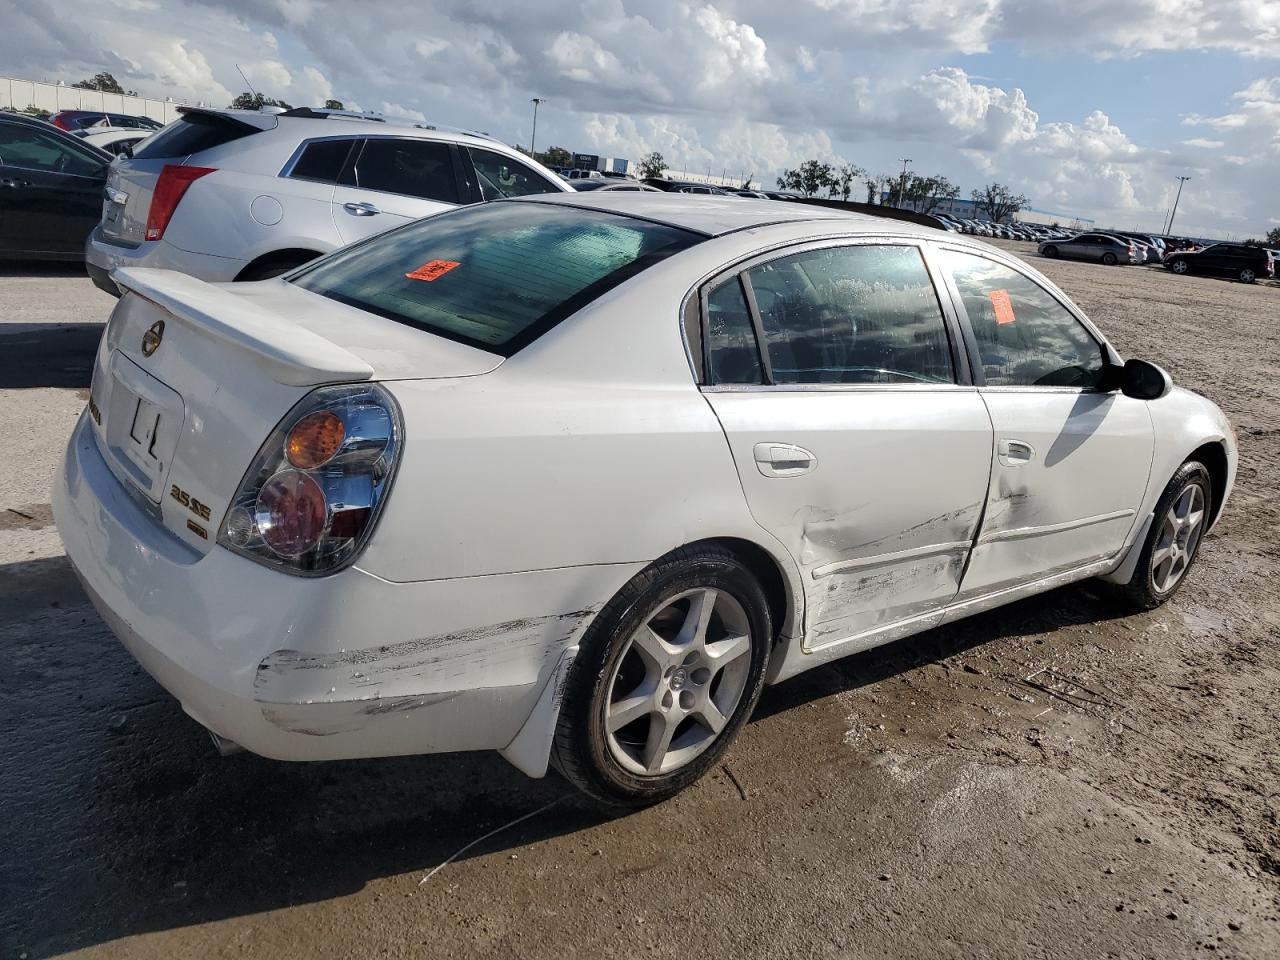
<box><xmin>978</xmin><ymin>508</ymin><xmax>1135</xmax><ymax>545</ymax></box>
<box><xmin>811</xmin><ymin>540</ymin><xmax>972</xmax><ymax>580</ymax></box>
<box><xmin>701</xmin><ymin>382</ymin><xmax>977</xmax><ymax>394</ymax></box>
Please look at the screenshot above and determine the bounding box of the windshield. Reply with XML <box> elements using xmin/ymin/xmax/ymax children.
<box><xmin>291</xmin><ymin>201</ymin><xmax>703</xmax><ymax>355</ymax></box>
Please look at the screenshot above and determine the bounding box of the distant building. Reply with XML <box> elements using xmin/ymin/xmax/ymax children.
<box><xmin>878</xmin><ymin>193</ymin><xmax>1094</xmax><ymax>228</ymax></box>
<box><xmin>1014</xmin><ymin>207</ymin><xmax>1094</xmax><ymax>230</ymax></box>
<box><xmin>569</xmin><ymin>152</ymin><xmax>630</xmax><ymax>176</ymax></box>
<box><xmin>662</xmin><ymin>169</ymin><xmax>759</xmax><ymax>190</ymax></box>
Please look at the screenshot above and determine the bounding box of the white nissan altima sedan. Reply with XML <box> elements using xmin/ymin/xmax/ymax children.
<box><xmin>54</xmin><ymin>194</ymin><xmax>1236</xmax><ymax>805</ymax></box>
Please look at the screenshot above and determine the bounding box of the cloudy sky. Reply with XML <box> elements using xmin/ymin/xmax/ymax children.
<box><xmin>8</xmin><ymin>0</ymin><xmax>1279</xmax><ymax>238</ymax></box>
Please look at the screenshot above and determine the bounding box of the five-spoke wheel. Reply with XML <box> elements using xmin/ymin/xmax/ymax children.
<box><xmin>1150</xmin><ymin>483</ymin><xmax>1206</xmax><ymax>593</ymax></box>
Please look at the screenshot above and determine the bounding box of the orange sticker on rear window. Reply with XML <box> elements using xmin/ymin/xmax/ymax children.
<box><xmin>405</xmin><ymin>259</ymin><xmax>460</xmax><ymax>282</ymax></box>
<box><xmin>990</xmin><ymin>288</ymin><xmax>1016</xmax><ymax>325</ymax></box>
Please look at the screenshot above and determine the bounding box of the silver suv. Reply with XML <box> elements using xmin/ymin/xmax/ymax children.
<box><xmin>86</xmin><ymin>107</ymin><xmax>570</xmax><ymax>294</ymax></box>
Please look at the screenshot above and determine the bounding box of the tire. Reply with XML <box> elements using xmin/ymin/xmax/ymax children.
<box><xmin>1101</xmin><ymin>252</ymin><xmax>1118</xmax><ymax>266</ymax></box>
<box><xmin>551</xmin><ymin>544</ymin><xmax>772</xmax><ymax>806</ymax></box>
<box><xmin>1042</xmin><ymin>245</ymin><xmax>1059</xmax><ymax>259</ymax></box>
<box><xmin>1238</xmin><ymin>267</ymin><xmax>1256</xmax><ymax>284</ymax></box>
<box><xmin>236</xmin><ymin>254</ymin><xmax>318</xmax><ymax>281</ymax></box>
<box><xmin>1112</xmin><ymin>461</ymin><xmax>1212</xmax><ymax>611</ymax></box>
<box><xmin>1169</xmin><ymin>258</ymin><xmax>1189</xmax><ymax>275</ymax></box>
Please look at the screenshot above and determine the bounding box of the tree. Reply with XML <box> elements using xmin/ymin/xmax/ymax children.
<box><xmin>971</xmin><ymin>182</ymin><xmax>1029</xmax><ymax>223</ymax></box>
<box><xmin>72</xmin><ymin>72</ymin><xmax>136</xmax><ymax>96</ymax></box>
<box><xmin>228</xmin><ymin>92</ymin><xmax>293</xmax><ymax>111</ymax></box>
<box><xmin>777</xmin><ymin>159</ymin><xmax>834</xmax><ymax>198</ymax></box>
<box><xmin>1266</xmin><ymin>226</ymin><xmax>1280</xmax><ymax>247</ymax></box>
<box><xmin>827</xmin><ymin>162</ymin><xmax>866</xmax><ymax>201</ymax></box>
<box><xmin>323</xmin><ymin>99</ymin><xmax>345</xmax><ymax>110</ymax></box>
<box><xmin>538</xmin><ymin>145</ymin><xmax>572</xmax><ymax>169</ymax></box>
<box><xmin>895</xmin><ymin>174</ymin><xmax>960</xmax><ymax>213</ymax></box>
<box><xmin>637</xmin><ymin>151</ymin><xmax>666</xmax><ymax>179</ymax></box>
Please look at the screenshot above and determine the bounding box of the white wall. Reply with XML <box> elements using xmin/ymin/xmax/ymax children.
<box><xmin>0</xmin><ymin>77</ymin><xmax>193</xmax><ymax>123</ymax></box>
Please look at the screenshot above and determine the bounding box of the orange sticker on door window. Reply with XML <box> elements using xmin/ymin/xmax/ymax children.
<box><xmin>989</xmin><ymin>288</ymin><xmax>1016</xmax><ymax>325</ymax></box>
<box><xmin>405</xmin><ymin>259</ymin><xmax>460</xmax><ymax>282</ymax></box>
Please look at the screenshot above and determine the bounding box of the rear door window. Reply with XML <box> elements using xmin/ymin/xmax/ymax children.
<box><xmin>705</xmin><ymin>278</ymin><xmax>763</xmax><ymax>384</ymax></box>
<box><xmin>467</xmin><ymin>147</ymin><xmax>562</xmax><ymax>200</ymax></box>
<box><xmin>291</xmin><ymin>201</ymin><xmax>701</xmax><ymax>355</ymax></box>
<box><xmin>344</xmin><ymin>137</ymin><xmax>459</xmax><ymax>203</ymax></box>
<box><xmin>287</xmin><ymin>139</ymin><xmax>356</xmax><ymax>183</ymax></box>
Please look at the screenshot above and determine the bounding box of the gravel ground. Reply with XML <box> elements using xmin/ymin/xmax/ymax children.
<box><xmin>0</xmin><ymin>245</ymin><xmax>1276</xmax><ymax>960</ymax></box>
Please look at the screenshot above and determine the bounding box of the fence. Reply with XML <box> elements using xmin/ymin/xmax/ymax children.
<box><xmin>0</xmin><ymin>77</ymin><xmax>198</xmax><ymax>123</ymax></box>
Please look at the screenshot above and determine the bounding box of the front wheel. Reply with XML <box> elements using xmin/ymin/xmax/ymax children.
<box><xmin>1042</xmin><ymin>245</ymin><xmax>1059</xmax><ymax>258</ymax></box>
<box><xmin>1238</xmin><ymin>267</ymin><xmax>1256</xmax><ymax>283</ymax></box>
<box><xmin>552</xmin><ymin>544</ymin><xmax>771</xmax><ymax>806</ymax></box>
<box><xmin>1112</xmin><ymin>461</ymin><xmax>1212</xmax><ymax>611</ymax></box>
<box><xmin>1169</xmin><ymin>258</ymin><xmax>1189</xmax><ymax>275</ymax></box>
<box><xmin>1101</xmin><ymin>252</ymin><xmax>1118</xmax><ymax>265</ymax></box>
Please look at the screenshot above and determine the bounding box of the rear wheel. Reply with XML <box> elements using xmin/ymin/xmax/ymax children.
<box><xmin>1042</xmin><ymin>245</ymin><xmax>1059</xmax><ymax>258</ymax></box>
<box><xmin>1113</xmin><ymin>461</ymin><xmax>1212</xmax><ymax>611</ymax></box>
<box><xmin>1169</xmin><ymin>258</ymin><xmax>1189</xmax><ymax>275</ymax></box>
<box><xmin>1238</xmin><ymin>267</ymin><xmax>1256</xmax><ymax>283</ymax></box>
<box><xmin>552</xmin><ymin>544</ymin><xmax>771</xmax><ymax>806</ymax></box>
<box><xmin>1101</xmin><ymin>252</ymin><xmax>1118</xmax><ymax>265</ymax></box>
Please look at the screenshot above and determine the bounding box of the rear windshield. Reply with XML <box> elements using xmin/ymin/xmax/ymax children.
<box><xmin>132</xmin><ymin>114</ymin><xmax>258</xmax><ymax>159</ymax></box>
<box><xmin>290</xmin><ymin>201</ymin><xmax>703</xmax><ymax>355</ymax></box>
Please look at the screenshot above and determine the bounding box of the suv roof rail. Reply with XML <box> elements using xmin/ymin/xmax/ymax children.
<box><xmin>411</xmin><ymin>121</ymin><xmax>498</xmax><ymax>142</ymax></box>
<box><xmin>279</xmin><ymin>107</ymin><xmax>387</xmax><ymax>122</ymax></box>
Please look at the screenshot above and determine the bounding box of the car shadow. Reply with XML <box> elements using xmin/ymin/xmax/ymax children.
<box><xmin>1</xmin><ymin>552</ymin><xmax>1128</xmax><ymax>958</ymax></box>
<box><xmin>0</xmin><ymin>322</ymin><xmax>102</xmax><ymax>388</ymax></box>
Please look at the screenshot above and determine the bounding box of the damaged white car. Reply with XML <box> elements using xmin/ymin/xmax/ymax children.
<box><xmin>54</xmin><ymin>194</ymin><xmax>1235</xmax><ymax>805</ymax></box>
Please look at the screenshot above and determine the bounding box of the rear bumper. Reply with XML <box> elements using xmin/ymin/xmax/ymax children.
<box><xmin>53</xmin><ymin>412</ymin><xmax>619</xmax><ymax>765</ymax></box>
<box><xmin>85</xmin><ymin>225</ymin><xmax>247</xmax><ymax>294</ymax></box>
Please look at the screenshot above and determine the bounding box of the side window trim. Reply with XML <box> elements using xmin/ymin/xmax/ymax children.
<box><xmin>930</xmin><ymin>241</ymin><xmax>1116</xmax><ymax>392</ymax></box>
<box><xmin>697</xmin><ymin>236</ymin><xmax>966</xmax><ymax>390</ymax></box>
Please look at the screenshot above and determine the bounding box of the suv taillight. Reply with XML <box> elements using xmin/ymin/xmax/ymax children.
<box><xmin>145</xmin><ymin>164</ymin><xmax>215</xmax><ymax>241</ymax></box>
<box><xmin>218</xmin><ymin>384</ymin><xmax>402</xmax><ymax>576</ymax></box>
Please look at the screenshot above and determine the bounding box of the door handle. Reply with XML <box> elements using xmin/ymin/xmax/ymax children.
<box><xmin>998</xmin><ymin>439</ymin><xmax>1035</xmax><ymax>465</ymax></box>
<box><xmin>343</xmin><ymin>201</ymin><xmax>380</xmax><ymax>216</ymax></box>
<box><xmin>1</xmin><ymin>178</ymin><xmax>29</xmax><ymax>188</ymax></box>
<box><xmin>753</xmin><ymin>442</ymin><xmax>817</xmax><ymax>477</ymax></box>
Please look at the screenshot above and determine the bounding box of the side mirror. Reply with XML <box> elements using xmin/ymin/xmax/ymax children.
<box><xmin>1116</xmin><ymin>358</ymin><xmax>1172</xmax><ymax>400</ymax></box>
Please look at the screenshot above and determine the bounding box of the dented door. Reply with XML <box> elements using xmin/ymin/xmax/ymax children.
<box><xmin>707</xmin><ymin>387</ymin><xmax>992</xmax><ymax>648</ymax></box>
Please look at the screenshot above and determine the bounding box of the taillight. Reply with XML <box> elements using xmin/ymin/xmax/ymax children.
<box><xmin>145</xmin><ymin>164</ymin><xmax>215</xmax><ymax>241</ymax></box>
<box><xmin>218</xmin><ymin>384</ymin><xmax>402</xmax><ymax>575</ymax></box>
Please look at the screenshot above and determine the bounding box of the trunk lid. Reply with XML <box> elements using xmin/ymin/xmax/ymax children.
<box><xmin>89</xmin><ymin>268</ymin><xmax>501</xmax><ymax>553</ymax></box>
<box><xmin>101</xmin><ymin>158</ymin><xmax>169</xmax><ymax>246</ymax></box>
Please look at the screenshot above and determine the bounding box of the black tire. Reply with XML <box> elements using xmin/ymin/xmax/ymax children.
<box><xmin>236</xmin><ymin>254</ymin><xmax>318</xmax><ymax>281</ymax></box>
<box><xmin>551</xmin><ymin>544</ymin><xmax>772</xmax><ymax>806</ymax></box>
<box><xmin>1112</xmin><ymin>461</ymin><xmax>1213</xmax><ymax>611</ymax></box>
<box><xmin>1238</xmin><ymin>267</ymin><xmax>1256</xmax><ymax>284</ymax></box>
<box><xmin>1168</xmin><ymin>258</ymin><xmax>1189</xmax><ymax>275</ymax></box>
<box><xmin>1042</xmin><ymin>245</ymin><xmax>1059</xmax><ymax>258</ymax></box>
<box><xmin>1101</xmin><ymin>252</ymin><xmax>1118</xmax><ymax>266</ymax></box>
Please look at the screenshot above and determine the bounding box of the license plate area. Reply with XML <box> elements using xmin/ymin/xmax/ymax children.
<box><xmin>102</xmin><ymin>351</ymin><xmax>185</xmax><ymax>502</ymax></box>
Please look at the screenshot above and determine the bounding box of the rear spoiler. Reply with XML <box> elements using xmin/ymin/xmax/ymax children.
<box><xmin>112</xmin><ymin>268</ymin><xmax>374</xmax><ymax>387</ymax></box>
<box><xmin>174</xmin><ymin>105</ymin><xmax>280</xmax><ymax>133</ymax></box>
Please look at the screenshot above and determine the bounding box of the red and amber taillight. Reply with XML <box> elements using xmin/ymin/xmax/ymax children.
<box><xmin>145</xmin><ymin>164</ymin><xmax>216</xmax><ymax>241</ymax></box>
<box><xmin>219</xmin><ymin>384</ymin><xmax>401</xmax><ymax>575</ymax></box>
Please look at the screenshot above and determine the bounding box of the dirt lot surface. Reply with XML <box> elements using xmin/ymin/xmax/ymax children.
<box><xmin>1</xmin><ymin>244</ymin><xmax>1277</xmax><ymax>959</ymax></box>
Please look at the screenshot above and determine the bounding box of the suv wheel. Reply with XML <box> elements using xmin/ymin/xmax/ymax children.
<box><xmin>1169</xmin><ymin>258</ymin><xmax>1189</xmax><ymax>275</ymax></box>
<box><xmin>1238</xmin><ymin>267</ymin><xmax>1256</xmax><ymax>284</ymax></box>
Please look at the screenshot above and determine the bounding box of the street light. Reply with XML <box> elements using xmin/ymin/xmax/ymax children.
<box><xmin>896</xmin><ymin>158</ymin><xmax>911</xmax><ymax>208</ymax></box>
<box><xmin>529</xmin><ymin>98</ymin><xmax>545</xmax><ymax>157</ymax></box>
<box><xmin>1165</xmin><ymin>176</ymin><xmax>1190</xmax><ymax>235</ymax></box>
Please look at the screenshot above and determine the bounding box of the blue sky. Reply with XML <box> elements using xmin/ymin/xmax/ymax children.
<box><xmin>6</xmin><ymin>0</ymin><xmax>1278</xmax><ymax>238</ymax></box>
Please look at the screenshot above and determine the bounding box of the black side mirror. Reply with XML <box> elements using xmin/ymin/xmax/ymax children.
<box><xmin>1112</xmin><ymin>358</ymin><xmax>1172</xmax><ymax>400</ymax></box>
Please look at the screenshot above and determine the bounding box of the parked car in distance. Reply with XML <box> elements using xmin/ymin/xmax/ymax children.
<box><xmin>0</xmin><ymin>112</ymin><xmax>112</xmax><ymax>260</ymax></box>
<box><xmin>85</xmin><ymin>106</ymin><xmax>572</xmax><ymax>295</ymax></box>
<box><xmin>1164</xmin><ymin>242</ymin><xmax>1275</xmax><ymax>284</ymax></box>
<box><xmin>55</xmin><ymin>193</ymin><xmax>1236</xmax><ymax>806</ymax></box>
<box><xmin>80</xmin><ymin>127</ymin><xmax>150</xmax><ymax>157</ymax></box>
<box><xmin>571</xmin><ymin>179</ymin><xmax>661</xmax><ymax>192</ymax></box>
<box><xmin>1039</xmin><ymin>232</ymin><xmax>1138</xmax><ymax>265</ymax></box>
<box><xmin>51</xmin><ymin>110</ymin><xmax>163</xmax><ymax>133</ymax></box>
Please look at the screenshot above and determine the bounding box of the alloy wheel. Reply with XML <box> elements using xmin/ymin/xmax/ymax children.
<box><xmin>1240</xmin><ymin>269</ymin><xmax>1256</xmax><ymax>283</ymax></box>
<box><xmin>603</xmin><ymin>588</ymin><xmax>753</xmax><ymax>776</ymax></box>
<box><xmin>1151</xmin><ymin>483</ymin><xmax>1206</xmax><ymax>593</ymax></box>
<box><xmin>1171</xmin><ymin>259</ymin><xmax>1188</xmax><ymax>274</ymax></box>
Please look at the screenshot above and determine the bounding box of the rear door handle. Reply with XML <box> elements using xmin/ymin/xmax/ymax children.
<box><xmin>998</xmin><ymin>439</ymin><xmax>1035</xmax><ymax>465</ymax></box>
<box><xmin>343</xmin><ymin>201</ymin><xmax>380</xmax><ymax>216</ymax></box>
<box><xmin>753</xmin><ymin>442</ymin><xmax>817</xmax><ymax>477</ymax></box>
<box><xmin>1</xmin><ymin>178</ymin><xmax>29</xmax><ymax>188</ymax></box>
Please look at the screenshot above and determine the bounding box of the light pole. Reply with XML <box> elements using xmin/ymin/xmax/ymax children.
<box><xmin>1165</xmin><ymin>176</ymin><xmax>1190</xmax><ymax>235</ymax></box>
<box><xmin>896</xmin><ymin>158</ymin><xmax>911</xmax><ymax>207</ymax></box>
<box><xmin>529</xmin><ymin>98</ymin><xmax>544</xmax><ymax>157</ymax></box>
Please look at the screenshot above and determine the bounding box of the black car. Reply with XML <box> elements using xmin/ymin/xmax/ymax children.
<box><xmin>0</xmin><ymin>114</ymin><xmax>112</xmax><ymax>260</ymax></box>
<box><xmin>1165</xmin><ymin>243</ymin><xmax>1275</xmax><ymax>284</ymax></box>
<box><xmin>50</xmin><ymin>109</ymin><xmax>164</xmax><ymax>133</ymax></box>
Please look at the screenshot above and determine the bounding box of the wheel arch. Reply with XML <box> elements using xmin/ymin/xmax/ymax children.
<box><xmin>233</xmin><ymin>247</ymin><xmax>324</xmax><ymax>281</ymax></box>
<box><xmin>1187</xmin><ymin>439</ymin><xmax>1229</xmax><ymax>530</ymax></box>
<box><xmin>697</xmin><ymin>535</ymin><xmax>799</xmax><ymax>647</ymax></box>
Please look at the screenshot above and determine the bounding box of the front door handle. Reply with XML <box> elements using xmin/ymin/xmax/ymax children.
<box><xmin>998</xmin><ymin>439</ymin><xmax>1035</xmax><ymax>466</ymax></box>
<box><xmin>343</xmin><ymin>201</ymin><xmax>380</xmax><ymax>216</ymax></box>
<box><xmin>1</xmin><ymin>178</ymin><xmax>30</xmax><ymax>188</ymax></box>
<box><xmin>753</xmin><ymin>442</ymin><xmax>817</xmax><ymax>478</ymax></box>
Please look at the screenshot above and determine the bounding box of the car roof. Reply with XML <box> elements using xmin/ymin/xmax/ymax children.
<box><xmin>519</xmin><ymin>191</ymin><xmax>896</xmax><ymax>238</ymax></box>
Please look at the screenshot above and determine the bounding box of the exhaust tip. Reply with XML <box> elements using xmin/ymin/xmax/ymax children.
<box><xmin>208</xmin><ymin>730</ymin><xmax>245</xmax><ymax>757</ymax></box>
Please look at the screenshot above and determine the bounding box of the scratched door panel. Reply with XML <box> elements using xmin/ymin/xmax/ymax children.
<box><xmin>705</xmin><ymin>387</ymin><xmax>994</xmax><ymax>649</ymax></box>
